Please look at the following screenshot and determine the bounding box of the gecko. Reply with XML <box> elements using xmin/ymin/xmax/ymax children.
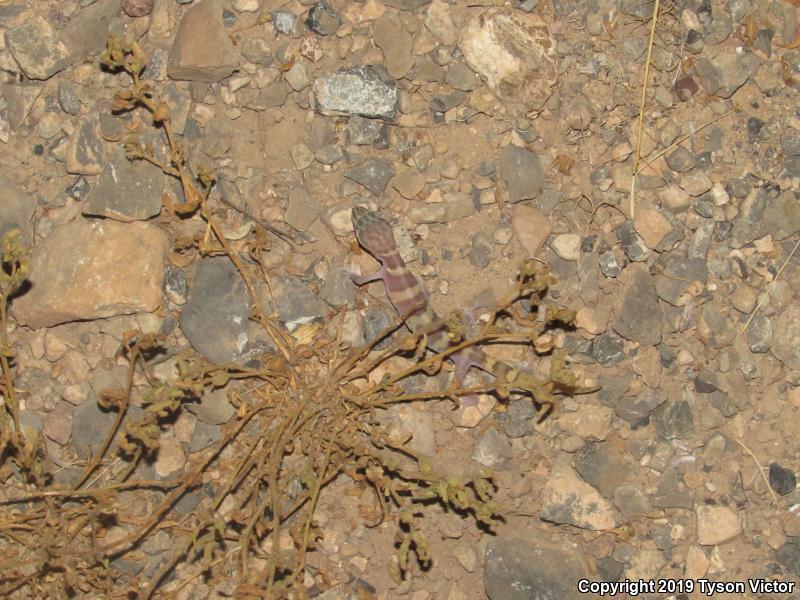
<box><xmin>349</xmin><ymin>206</ymin><xmax>577</xmax><ymax>414</ymax></box>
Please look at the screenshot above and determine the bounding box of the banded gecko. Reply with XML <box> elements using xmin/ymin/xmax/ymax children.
<box><xmin>350</xmin><ymin>206</ymin><xmax>578</xmax><ymax>414</ymax></box>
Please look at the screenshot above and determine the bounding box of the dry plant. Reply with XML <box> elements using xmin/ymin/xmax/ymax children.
<box><xmin>0</xmin><ymin>36</ymin><xmax>587</xmax><ymax>598</ymax></box>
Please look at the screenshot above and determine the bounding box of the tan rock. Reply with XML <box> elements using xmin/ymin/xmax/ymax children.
<box><xmin>511</xmin><ymin>204</ymin><xmax>551</xmax><ymax>256</ymax></box>
<box><xmin>540</xmin><ymin>464</ymin><xmax>619</xmax><ymax>531</ymax></box>
<box><xmin>459</xmin><ymin>9</ymin><xmax>557</xmax><ymax>112</ymax></box>
<box><xmin>558</xmin><ymin>404</ymin><xmax>613</xmax><ymax>440</ymax></box>
<box><xmin>424</xmin><ymin>0</ymin><xmax>457</xmax><ymax>45</ymax></box>
<box><xmin>634</xmin><ymin>207</ymin><xmax>673</xmax><ymax>250</ymax></box>
<box><xmin>391</xmin><ymin>169</ymin><xmax>426</xmax><ymax>199</ymax></box>
<box><xmin>684</xmin><ymin>546</ymin><xmax>710</xmax><ymax>579</ymax></box>
<box><xmin>373</xmin><ymin>15</ymin><xmax>414</xmax><ymax>79</ymax></box>
<box><xmin>12</xmin><ymin>219</ymin><xmax>168</xmax><ymax>328</ymax></box>
<box><xmin>632</xmin><ymin>345</ymin><xmax>662</xmax><ymax>387</ymax></box>
<box><xmin>168</xmin><ymin>0</ymin><xmax>240</xmax><ymax>82</ymax></box>
<box><xmin>696</xmin><ymin>505</ymin><xmax>742</xmax><ymax>545</ymax></box>
<box><xmin>154</xmin><ymin>433</ymin><xmax>186</xmax><ymax>477</ymax></box>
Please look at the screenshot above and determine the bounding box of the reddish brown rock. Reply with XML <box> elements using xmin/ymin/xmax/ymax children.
<box><xmin>12</xmin><ymin>219</ymin><xmax>168</xmax><ymax>328</ymax></box>
<box><xmin>168</xmin><ymin>0</ymin><xmax>240</xmax><ymax>82</ymax></box>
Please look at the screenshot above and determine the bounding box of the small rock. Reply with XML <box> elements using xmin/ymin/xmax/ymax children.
<box><xmin>272</xmin><ymin>11</ymin><xmax>298</xmax><ymax>35</ymax></box>
<box><xmin>12</xmin><ymin>220</ymin><xmax>168</xmax><ymax>328</ymax></box>
<box><xmin>284</xmin><ymin>61</ymin><xmax>310</xmax><ymax>91</ymax></box>
<box><xmin>665</xmin><ymin>146</ymin><xmax>696</xmax><ymax>172</ymax></box>
<box><xmin>769</xmin><ymin>463</ymin><xmax>797</xmax><ymax>496</ymax></box>
<box><xmin>747</xmin><ymin>314</ymin><xmax>772</xmax><ymax>353</ymax></box>
<box><xmin>498</xmin><ymin>145</ymin><xmax>544</xmax><ymax>203</ymax></box>
<box><xmin>633</xmin><ymin>207</ymin><xmax>676</xmax><ymax>251</ymax></box>
<box><xmin>550</xmin><ymin>234</ymin><xmax>580</xmax><ymax>261</ymax></box>
<box><xmin>188</xmin><ymin>388</ymin><xmax>236</xmax><ymax>425</ymax></box>
<box><xmin>747</xmin><ymin>116</ymin><xmax>765</xmax><ymax>143</ymax></box>
<box><xmin>598</xmin><ymin>251</ymin><xmax>621</xmax><ymax>278</ymax></box>
<box><xmin>313</xmin><ymin>65</ymin><xmax>398</xmax><ymax>120</ymax></box>
<box><xmin>576</xmin><ymin>442</ymin><xmax>631</xmax><ymax>499</ymax></box>
<box><xmin>71</xmin><ymin>399</ymin><xmax>116</xmax><ymax>458</ymax></box>
<box><xmin>613</xmin><ymin>485</ymin><xmax>652</xmax><ymax>519</ymax></box>
<box><xmin>154</xmin><ymin>433</ymin><xmax>186</xmax><ymax>478</ymax></box>
<box><xmin>772</xmin><ymin>306</ymin><xmax>800</xmax><ymax>370</ymax></box>
<box><xmin>3</xmin><ymin>82</ymin><xmax>43</xmax><ymax>131</ymax></box>
<box><xmin>66</xmin><ymin>115</ymin><xmax>105</xmax><ymax>175</ymax></box>
<box><xmin>83</xmin><ymin>151</ymin><xmax>164</xmax><ymax>221</ymax></box>
<box><xmin>558</xmin><ymin>404</ymin><xmax>613</xmax><ymax>440</ymax></box>
<box><xmin>5</xmin><ymin>16</ymin><xmax>70</xmax><ymax>80</ymax></box>
<box><xmin>495</xmin><ymin>400</ymin><xmax>538</xmax><ymax>438</ymax></box>
<box><xmin>425</xmin><ymin>0</ymin><xmax>457</xmax><ymax>46</ymax></box>
<box><xmin>652</xmin><ymin>400</ymin><xmax>693</xmax><ymax>440</ymax></box>
<box><xmin>374</xmin><ymin>15</ymin><xmax>414</xmax><ymax>79</ymax></box>
<box><xmin>613</xmin><ymin>268</ymin><xmax>663</xmax><ymax>345</ymax></box>
<box><xmin>348</xmin><ymin>115</ymin><xmax>388</xmax><ymax>146</ymax></box>
<box><xmin>285</xmin><ymin>188</ymin><xmax>320</xmax><ymax>231</ymax></box>
<box><xmin>232</xmin><ymin>0</ymin><xmax>259</xmax><ymax>12</ymax></box>
<box><xmin>485</xmin><ymin>538</ymin><xmax>588</xmax><ymax>600</ymax></box>
<box><xmin>693</xmin><ymin>50</ymin><xmax>758</xmax><ymax>98</ymax></box>
<box><xmin>44</xmin><ymin>402</ymin><xmax>74</xmax><ymax>446</ymax></box>
<box><xmin>344</xmin><ymin>158</ymin><xmax>395</xmax><ymax>195</ymax></box>
<box><xmin>680</xmin><ymin>171</ymin><xmax>713</xmax><ymax>196</ymax></box>
<box><xmin>540</xmin><ymin>463</ymin><xmax>619</xmax><ymax>530</ymax></box>
<box><xmin>781</xmin><ymin>133</ymin><xmax>800</xmax><ymax>156</ymax></box>
<box><xmin>446</xmin><ymin>62</ymin><xmax>478</xmax><ymax>91</ymax></box>
<box><xmin>616</xmin><ymin>221</ymin><xmax>649</xmax><ymax>262</ymax></box>
<box><xmin>696</xmin><ymin>504</ymin><xmax>742</xmax><ymax>545</ymax></box>
<box><xmin>685</xmin><ymin>546</ymin><xmax>710</xmax><ymax>579</ymax></box>
<box><xmin>592</xmin><ymin>331</ymin><xmax>625</xmax><ymax>366</ymax></box>
<box><xmin>307</xmin><ymin>1</ymin><xmax>340</xmax><ymax>35</ymax></box>
<box><xmin>123</xmin><ymin>0</ymin><xmax>154</xmax><ymax>17</ymax></box>
<box><xmin>459</xmin><ymin>9</ymin><xmax>557</xmax><ymax>111</ymax></box>
<box><xmin>511</xmin><ymin>204</ymin><xmax>551</xmax><ymax>256</ymax></box>
<box><xmin>0</xmin><ymin>175</ymin><xmax>36</xmax><ymax>247</ymax></box>
<box><xmin>180</xmin><ymin>257</ymin><xmax>251</xmax><ymax>364</ymax></box>
<box><xmin>472</xmin><ymin>428</ymin><xmax>512</xmax><ymax>469</ymax></box>
<box><xmin>58</xmin><ymin>81</ymin><xmax>82</xmax><ymax>116</ymax></box>
<box><xmin>391</xmin><ymin>170</ymin><xmax>425</xmax><ymax>199</ymax></box>
<box><xmin>468</xmin><ymin>231</ymin><xmax>493</xmax><ymax>268</ymax></box>
<box><xmin>168</xmin><ymin>0</ymin><xmax>240</xmax><ymax>82</ymax></box>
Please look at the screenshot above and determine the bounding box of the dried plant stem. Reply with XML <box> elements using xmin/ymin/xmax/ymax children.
<box><xmin>629</xmin><ymin>0</ymin><xmax>661</xmax><ymax>218</ymax></box>
<box><xmin>733</xmin><ymin>438</ymin><xmax>782</xmax><ymax>510</ymax></box>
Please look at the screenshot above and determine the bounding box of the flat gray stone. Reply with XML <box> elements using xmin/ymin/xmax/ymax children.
<box><xmin>344</xmin><ymin>158</ymin><xmax>395</xmax><ymax>195</ymax></box>
<box><xmin>180</xmin><ymin>257</ymin><xmax>251</xmax><ymax>363</ymax></box>
<box><xmin>83</xmin><ymin>151</ymin><xmax>164</xmax><ymax>222</ymax></box>
<box><xmin>613</xmin><ymin>268</ymin><xmax>663</xmax><ymax>345</ymax></box>
<box><xmin>498</xmin><ymin>145</ymin><xmax>544</xmax><ymax>203</ymax></box>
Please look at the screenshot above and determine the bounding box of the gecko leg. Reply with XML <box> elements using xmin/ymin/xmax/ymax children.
<box><xmin>451</xmin><ymin>350</ymin><xmax>484</xmax><ymax>407</ymax></box>
<box><xmin>348</xmin><ymin>266</ymin><xmax>386</xmax><ymax>286</ymax></box>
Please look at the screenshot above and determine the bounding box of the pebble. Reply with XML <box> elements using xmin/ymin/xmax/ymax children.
<box><xmin>498</xmin><ymin>145</ymin><xmax>545</xmax><ymax>203</ymax></box>
<box><xmin>424</xmin><ymin>0</ymin><xmax>457</xmax><ymax>46</ymax></box>
<box><xmin>652</xmin><ymin>400</ymin><xmax>694</xmax><ymax>440</ymax></box>
<box><xmin>558</xmin><ymin>404</ymin><xmax>613</xmax><ymax>440</ymax></box>
<box><xmin>485</xmin><ymin>538</ymin><xmax>588</xmax><ymax>600</ymax></box>
<box><xmin>472</xmin><ymin>429</ymin><xmax>512</xmax><ymax>469</ymax></box>
<box><xmin>0</xmin><ymin>175</ymin><xmax>36</xmax><ymax>247</ymax></box>
<box><xmin>616</xmin><ymin>221</ymin><xmax>649</xmax><ymax>262</ymax></box>
<box><xmin>511</xmin><ymin>204</ymin><xmax>551</xmax><ymax>256</ymax></box>
<box><xmin>459</xmin><ymin>9</ymin><xmax>557</xmax><ymax>111</ymax></box>
<box><xmin>188</xmin><ymin>388</ymin><xmax>236</xmax><ymax>425</ymax></box>
<box><xmin>373</xmin><ymin>15</ymin><xmax>414</xmax><ymax>79</ymax></box>
<box><xmin>391</xmin><ymin>169</ymin><xmax>425</xmax><ymax>199</ymax></box>
<box><xmin>772</xmin><ymin>306</ymin><xmax>800</xmax><ymax>370</ymax></box>
<box><xmin>168</xmin><ymin>0</ymin><xmax>240</xmax><ymax>82</ymax></box>
<box><xmin>692</xmin><ymin>50</ymin><xmax>758</xmax><ymax>98</ymax></box>
<box><xmin>57</xmin><ymin>81</ymin><xmax>82</xmax><ymax>116</ymax></box>
<box><xmin>12</xmin><ymin>220</ymin><xmax>168</xmax><ymax>328</ymax></box>
<box><xmin>613</xmin><ymin>268</ymin><xmax>663</xmax><ymax>345</ymax></box>
<box><xmin>696</xmin><ymin>505</ymin><xmax>742</xmax><ymax>545</ymax></box>
<box><xmin>5</xmin><ymin>15</ymin><xmax>70</xmax><ymax>80</ymax></box>
<box><xmin>633</xmin><ymin>207</ymin><xmax>676</xmax><ymax>251</ymax></box>
<box><xmin>66</xmin><ymin>115</ymin><xmax>105</xmax><ymax>175</ymax></box>
<box><xmin>665</xmin><ymin>146</ymin><xmax>696</xmax><ymax>172</ymax></box>
<box><xmin>550</xmin><ymin>234</ymin><xmax>580</xmax><ymax>261</ymax></box>
<box><xmin>179</xmin><ymin>257</ymin><xmax>252</xmax><ymax>364</ymax></box>
<box><xmin>272</xmin><ymin>11</ymin><xmax>298</xmax><ymax>36</ymax></box>
<box><xmin>306</xmin><ymin>1</ymin><xmax>340</xmax><ymax>36</ymax></box>
<box><xmin>154</xmin><ymin>433</ymin><xmax>186</xmax><ymax>478</ymax></box>
<box><xmin>123</xmin><ymin>0</ymin><xmax>154</xmax><ymax>17</ymax></box>
<box><xmin>769</xmin><ymin>463</ymin><xmax>797</xmax><ymax>496</ymax></box>
<box><xmin>313</xmin><ymin>65</ymin><xmax>398</xmax><ymax>119</ymax></box>
<box><xmin>83</xmin><ymin>151</ymin><xmax>164</xmax><ymax>222</ymax></box>
<box><xmin>540</xmin><ymin>463</ymin><xmax>619</xmax><ymax>530</ymax></box>
<box><xmin>344</xmin><ymin>158</ymin><xmax>395</xmax><ymax>195</ymax></box>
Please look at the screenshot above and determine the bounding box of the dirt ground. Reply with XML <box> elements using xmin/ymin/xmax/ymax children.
<box><xmin>1</xmin><ymin>0</ymin><xmax>800</xmax><ymax>598</ymax></box>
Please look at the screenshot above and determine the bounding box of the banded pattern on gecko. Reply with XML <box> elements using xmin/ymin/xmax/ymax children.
<box><xmin>350</xmin><ymin>206</ymin><xmax>570</xmax><ymax>412</ymax></box>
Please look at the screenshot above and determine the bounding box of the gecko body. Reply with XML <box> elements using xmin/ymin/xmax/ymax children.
<box><xmin>350</xmin><ymin>206</ymin><xmax>560</xmax><ymax>409</ymax></box>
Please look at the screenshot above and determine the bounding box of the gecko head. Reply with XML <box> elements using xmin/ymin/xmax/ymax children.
<box><xmin>351</xmin><ymin>206</ymin><xmax>397</xmax><ymax>258</ymax></box>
